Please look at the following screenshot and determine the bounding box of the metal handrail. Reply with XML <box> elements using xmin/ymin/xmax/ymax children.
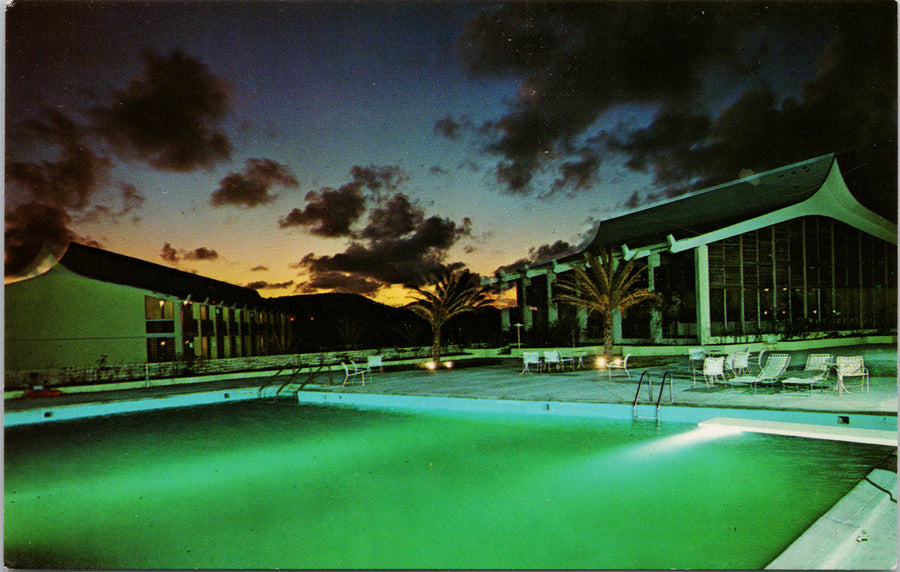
<box><xmin>655</xmin><ymin>372</ymin><xmax>674</xmax><ymax>413</ymax></box>
<box><xmin>634</xmin><ymin>370</ymin><xmax>675</xmax><ymax>420</ymax></box>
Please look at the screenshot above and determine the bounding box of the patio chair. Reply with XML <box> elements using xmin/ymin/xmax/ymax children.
<box><xmin>695</xmin><ymin>356</ymin><xmax>725</xmax><ymax>388</ymax></box>
<box><xmin>543</xmin><ymin>350</ymin><xmax>575</xmax><ymax>372</ymax></box>
<box><xmin>366</xmin><ymin>355</ymin><xmax>384</xmax><ymax>373</ymax></box>
<box><xmin>730</xmin><ymin>351</ymin><xmax>752</xmax><ymax>377</ymax></box>
<box><xmin>688</xmin><ymin>347</ymin><xmax>706</xmax><ymax>382</ymax></box>
<box><xmin>341</xmin><ymin>361</ymin><xmax>366</xmax><ymax>386</ymax></box>
<box><xmin>607</xmin><ymin>354</ymin><xmax>631</xmax><ymax>379</ymax></box>
<box><xmin>781</xmin><ymin>353</ymin><xmax>832</xmax><ymax>393</ymax></box>
<box><xmin>521</xmin><ymin>352</ymin><xmax>541</xmax><ymax>374</ymax></box>
<box><xmin>730</xmin><ymin>353</ymin><xmax>791</xmax><ymax>392</ymax></box>
<box><xmin>836</xmin><ymin>356</ymin><xmax>869</xmax><ymax>393</ymax></box>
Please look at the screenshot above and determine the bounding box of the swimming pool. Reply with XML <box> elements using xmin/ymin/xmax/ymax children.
<box><xmin>4</xmin><ymin>400</ymin><xmax>892</xmax><ymax>569</ymax></box>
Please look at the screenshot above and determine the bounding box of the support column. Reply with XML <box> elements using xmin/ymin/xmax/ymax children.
<box><xmin>174</xmin><ymin>299</ymin><xmax>184</xmax><ymax>360</ymax></box>
<box><xmin>546</xmin><ymin>271</ymin><xmax>558</xmax><ymax>325</ymax></box>
<box><xmin>648</xmin><ymin>252</ymin><xmax>663</xmax><ymax>344</ymax></box>
<box><xmin>695</xmin><ymin>245</ymin><xmax>712</xmax><ymax>344</ymax></box>
<box><xmin>520</xmin><ymin>276</ymin><xmax>533</xmax><ymax>330</ymax></box>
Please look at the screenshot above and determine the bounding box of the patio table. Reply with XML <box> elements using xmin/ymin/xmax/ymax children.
<box><xmin>824</xmin><ymin>359</ymin><xmax>851</xmax><ymax>396</ymax></box>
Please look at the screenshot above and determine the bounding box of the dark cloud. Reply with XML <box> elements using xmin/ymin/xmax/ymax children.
<box><xmin>160</xmin><ymin>242</ymin><xmax>179</xmax><ymax>264</ymax></box>
<box><xmin>434</xmin><ymin>115</ymin><xmax>473</xmax><ymax>139</ymax></box>
<box><xmin>551</xmin><ymin>149</ymin><xmax>601</xmax><ymax>195</ymax></box>
<box><xmin>250</xmin><ymin>265</ymin><xmax>268</xmax><ymax>271</ymax></box>
<box><xmin>6</xmin><ymin>107</ymin><xmax>112</xmax><ymax>210</ymax></box>
<box><xmin>210</xmin><ymin>158</ymin><xmax>298</xmax><ymax>207</ymax></box>
<box><xmin>457</xmin><ymin>3</ymin><xmax>896</xmax><ymax>197</ymax></box>
<box><xmin>278</xmin><ymin>165</ymin><xmax>407</xmax><ymax>237</ymax></box>
<box><xmin>298</xmin><ymin>206</ymin><xmax>473</xmax><ymax>290</ymax></box>
<box><xmin>93</xmin><ymin>49</ymin><xmax>232</xmax><ymax>171</ymax></box>
<box><xmin>160</xmin><ymin>243</ymin><xmax>218</xmax><ymax>263</ymax></box>
<box><xmin>279</xmin><ymin>186</ymin><xmax>367</xmax><ymax>237</ymax></box>
<box><xmin>119</xmin><ymin>183</ymin><xmax>146</xmax><ymax>214</ymax></box>
<box><xmin>4</xmin><ymin>202</ymin><xmax>74</xmax><ymax>275</ymax></box>
<box><xmin>295</xmin><ymin>271</ymin><xmax>383</xmax><ymax>295</ymax></box>
<box><xmin>357</xmin><ymin>193</ymin><xmax>423</xmax><ymax>241</ymax></box>
<box><xmin>184</xmin><ymin>247</ymin><xmax>218</xmax><ymax>261</ymax></box>
<box><xmin>245</xmin><ymin>279</ymin><xmax>295</xmax><ymax>290</ymax></box>
<box><xmin>75</xmin><ymin>183</ymin><xmax>147</xmax><ymax>224</ymax></box>
<box><xmin>349</xmin><ymin>165</ymin><xmax>408</xmax><ymax>196</ymax></box>
<box><xmin>494</xmin><ymin>239</ymin><xmax>572</xmax><ymax>276</ymax></box>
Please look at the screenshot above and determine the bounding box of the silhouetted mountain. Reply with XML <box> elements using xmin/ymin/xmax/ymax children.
<box><xmin>269</xmin><ymin>293</ymin><xmax>429</xmax><ymax>351</ymax></box>
<box><xmin>268</xmin><ymin>293</ymin><xmax>501</xmax><ymax>352</ymax></box>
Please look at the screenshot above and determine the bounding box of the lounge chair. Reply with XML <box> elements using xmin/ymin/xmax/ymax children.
<box><xmin>521</xmin><ymin>352</ymin><xmax>541</xmax><ymax>374</ymax></box>
<box><xmin>543</xmin><ymin>350</ymin><xmax>575</xmax><ymax>372</ymax></box>
<box><xmin>341</xmin><ymin>361</ymin><xmax>366</xmax><ymax>386</ymax></box>
<box><xmin>366</xmin><ymin>355</ymin><xmax>384</xmax><ymax>373</ymax></box>
<box><xmin>836</xmin><ymin>356</ymin><xmax>869</xmax><ymax>393</ymax></box>
<box><xmin>781</xmin><ymin>353</ymin><xmax>832</xmax><ymax>393</ymax></box>
<box><xmin>730</xmin><ymin>353</ymin><xmax>791</xmax><ymax>392</ymax></box>
<box><xmin>607</xmin><ymin>354</ymin><xmax>630</xmax><ymax>379</ymax></box>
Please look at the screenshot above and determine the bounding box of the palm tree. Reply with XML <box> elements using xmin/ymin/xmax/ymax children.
<box><xmin>553</xmin><ymin>246</ymin><xmax>661</xmax><ymax>358</ymax></box>
<box><xmin>406</xmin><ymin>268</ymin><xmax>492</xmax><ymax>367</ymax></box>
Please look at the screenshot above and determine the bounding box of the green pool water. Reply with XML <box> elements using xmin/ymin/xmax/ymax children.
<box><xmin>4</xmin><ymin>401</ymin><xmax>891</xmax><ymax>569</ymax></box>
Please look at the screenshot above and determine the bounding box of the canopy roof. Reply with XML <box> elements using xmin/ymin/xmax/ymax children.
<box><xmin>585</xmin><ymin>153</ymin><xmax>834</xmax><ymax>252</ymax></box>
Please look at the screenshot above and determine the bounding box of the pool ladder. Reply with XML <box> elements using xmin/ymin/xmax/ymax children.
<box><xmin>259</xmin><ymin>361</ymin><xmax>326</xmax><ymax>401</ymax></box>
<box><xmin>632</xmin><ymin>371</ymin><xmax>674</xmax><ymax>421</ymax></box>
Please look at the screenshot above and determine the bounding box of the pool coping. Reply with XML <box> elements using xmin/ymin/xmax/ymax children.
<box><xmin>766</xmin><ymin>467</ymin><xmax>897</xmax><ymax>570</ymax></box>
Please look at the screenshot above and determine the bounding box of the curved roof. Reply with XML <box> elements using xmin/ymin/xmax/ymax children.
<box><xmin>584</xmin><ymin>154</ymin><xmax>835</xmax><ymax>252</ymax></box>
<box><xmin>59</xmin><ymin>242</ymin><xmax>266</xmax><ymax>309</ymax></box>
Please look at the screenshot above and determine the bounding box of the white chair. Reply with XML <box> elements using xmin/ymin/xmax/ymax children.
<box><xmin>697</xmin><ymin>356</ymin><xmax>725</xmax><ymax>388</ymax></box>
<box><xmin>732</xmin><ymin>351</ymin><xmax>751</xmax><ymax>376</ymax></box>
<box><xmin>781</xmin><ymin>353</ymin><xmax>832</xmax><ymax>393</ymax></box>
<box><xmin>543</xmin><ymin>350</ymin><xmax>575</xmax><ymax>372</ymax></box>
<box><xmin>341</xmin><ymin>361</ymin><xmax>366</xmax><ymax>386</ymax></box>
<box><xmin>688</xmin><ymin>347</ymin><xmax>705</xmax><ymax>382</ymax></box>
<box><xmin>521</xmin><ymin>352</ymin><xmax>541</xmax><ymax>374</ymax></box>
<box><xmin>836</xmin><ymin>356</ymin><xmax>869</xmax><ymax>394</ymax></box>
<box><xmin>366</xmin><ymin>355</ymin><xmax>384</xmax><ymax>373</ymax></box>
<box><xmin>723</xmin><ymin>353</ymin><xmax>737</xmax><ymax>378</ymax></box>
<box><xmin>607</xmin><ymin>354</ymin><xmax>630</xmax><ymax>379</ymax></box>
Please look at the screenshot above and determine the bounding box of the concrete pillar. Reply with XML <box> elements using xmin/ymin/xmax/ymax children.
<box><xmin>647</xmin><ymin>252</ymin><xmax>663</xmax><ymax>343</ymax></box>
<box><xmin>546</xmin><ymin>271</ymin><xmax>558</xmax><ymax>325</ymax></box>
<box><xmin>174</xmin><ymin>299</ymin><xmax>184</xmax><ymax>361</ymax></box>
<box><xmin>521</xmin><ymin>276</ymin><xmax>533</xmax><ymax>330</ymax></box>
<box><xmin>695</xmin><ymin>245</ymin><xmax>712</xmax><ymax>344</ymax></box>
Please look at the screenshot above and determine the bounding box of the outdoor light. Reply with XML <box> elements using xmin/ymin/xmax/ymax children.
<box><xmin>444</xmin><ymin>361</ymin><xmax>453</xmax><ymax>369</ymax></box>
<box><xmin>425</xmin><ymin>361</ymin><xmax>437</xmax><ymax>370</ymax></box>
<box><xmin>596</xmin><ymin>357</ymin><xmax>607</xmax><ymax>368</ymax></box>
<box><xmin>612</xmin><ymin>358</ymin><xmax>622</xmax><ymax>366</ymax></box>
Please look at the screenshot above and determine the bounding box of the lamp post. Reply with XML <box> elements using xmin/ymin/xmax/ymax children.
<box><xmin>513</xmin><ymin>323</ymin><xmax>523</xmax><ymax>348</ymax></box>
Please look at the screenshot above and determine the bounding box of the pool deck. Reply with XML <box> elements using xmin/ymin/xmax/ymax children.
<box><xmin>5</xmin><ymin>343</ymin><xmax>897</xmax><ymax>570</ymax></box>
<box><xmin>6</xmin><ymin>344</ymin><xmax>898</xmax><ymax>418</ymax></box>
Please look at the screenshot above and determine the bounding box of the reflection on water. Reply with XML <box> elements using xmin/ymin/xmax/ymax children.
<box><xmin>5</xmin><ymin>401</ymin><xmax>892</xmax><ymax>569</ymax></box>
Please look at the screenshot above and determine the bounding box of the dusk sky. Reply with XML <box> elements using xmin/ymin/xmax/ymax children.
<box><xmin>6</xmin><ymin>1</ymin><xmax>896</xmax><ymax>306</ymax></box>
